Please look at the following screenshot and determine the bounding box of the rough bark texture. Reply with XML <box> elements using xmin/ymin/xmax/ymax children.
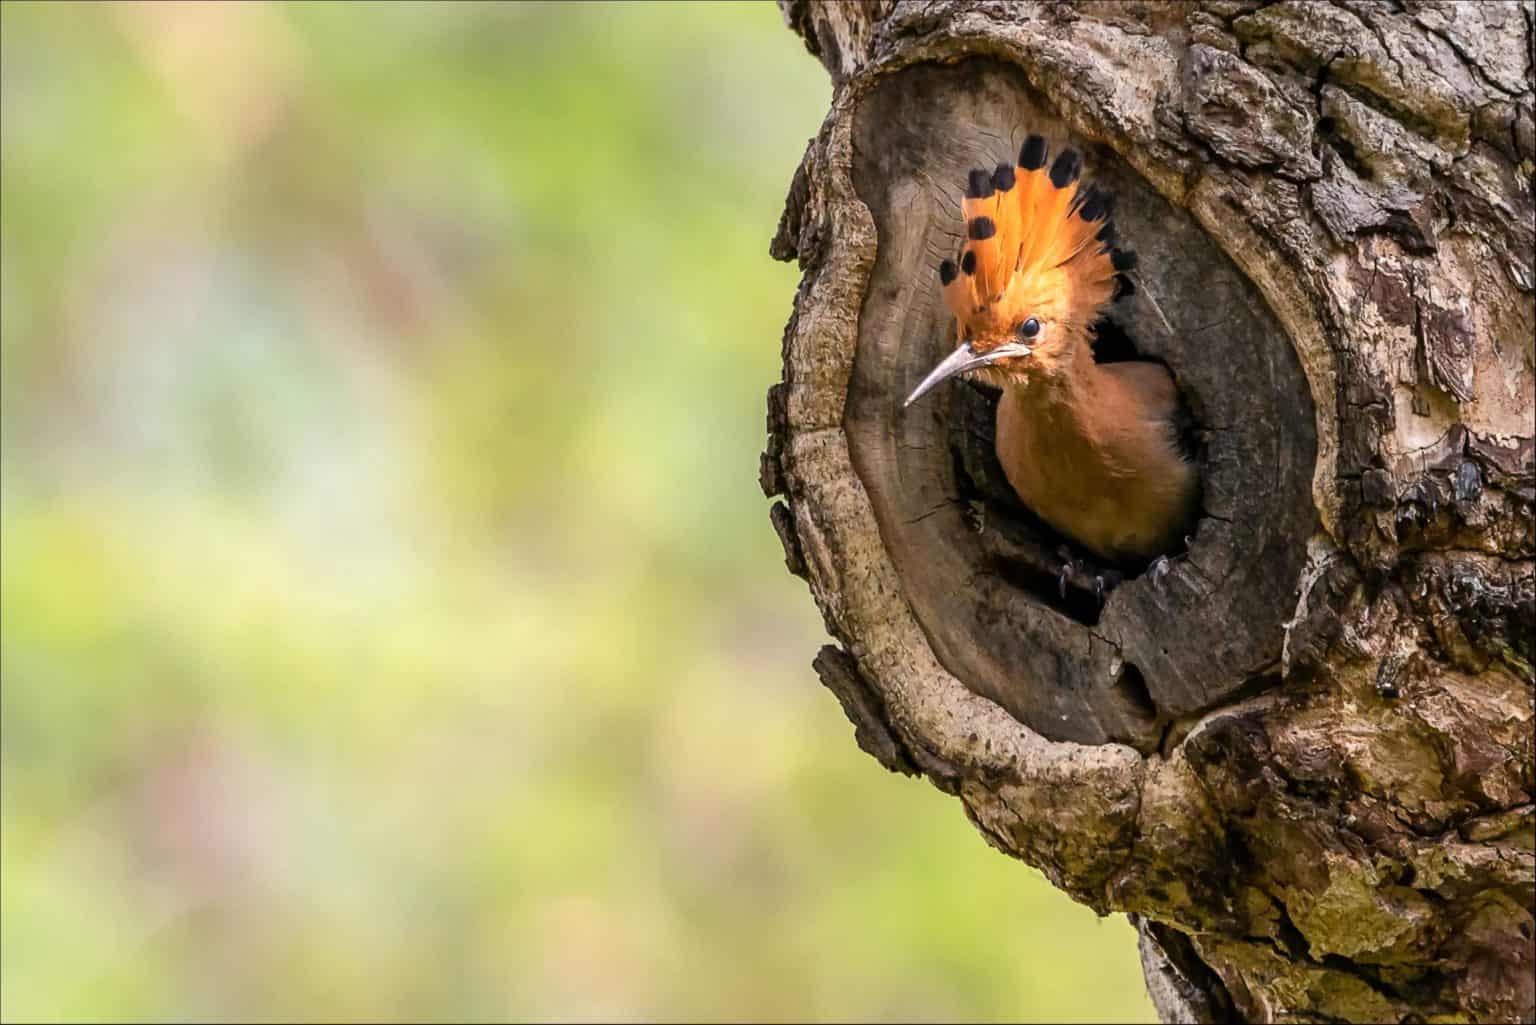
<box><xmin>762</xmin><ymin>2</ymin><xmax>1535</xmax><ymax>1022</ymax></box>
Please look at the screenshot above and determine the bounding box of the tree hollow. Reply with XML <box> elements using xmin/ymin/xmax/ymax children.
<box><xmin>846</xmin><ymin>59</ymin><xmax>1317</xmax><ymax>749</ymax></box>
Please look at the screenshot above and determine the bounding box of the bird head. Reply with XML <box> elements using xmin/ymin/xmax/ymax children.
<box><xmin>905</xmin><ymin>136</ymin><xmax>1137</xmax><ymax>407</ymax></box>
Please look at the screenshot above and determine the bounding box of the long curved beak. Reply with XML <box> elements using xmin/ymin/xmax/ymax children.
<box><xmin>903</xmin><ymin>341</ymin><xmax>1031</xmax><ymax>407</ymax></box>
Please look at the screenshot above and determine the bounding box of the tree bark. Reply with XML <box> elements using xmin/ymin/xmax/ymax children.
<box><xmin>761</xmin><ymin>2</ymin><xmax>1535</xmax><ymax>1022</ymax></box>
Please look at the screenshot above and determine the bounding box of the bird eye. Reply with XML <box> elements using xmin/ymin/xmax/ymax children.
<box><xmin>1020</xmin><ymin>318</ymin><xmax>1041</xmax><ymax>339</ymax></box>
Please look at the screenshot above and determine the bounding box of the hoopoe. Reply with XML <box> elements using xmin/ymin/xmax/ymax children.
<box><xmin>905</xmin><ymin>135</ymin><xmax>1198</xmax><ymax>585</ymax></box>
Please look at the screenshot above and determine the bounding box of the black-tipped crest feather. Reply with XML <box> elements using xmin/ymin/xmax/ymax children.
<box><xmin>966</xmin><ymin>169</ymin><xmax>994</xmax><ymax>199</ymax></box>
<box><xmin>1076</xmin><ymin>187</ymin><xmax>1107</xmax><ymax>223</ymax></box>
<box><xmin>1048</xmin><ymin>149</ymin><xmax>1081</xmax><ymax>188</ymax></box>
<box><xmin>1019</xmin><ymin>134</ymin><xmax>1047</xmax><ymax>170</ymax></box>
<box><xmin>938</xmin><ymin>130</ymin><xmax>1135</xmax><ymax>333</ymax></box>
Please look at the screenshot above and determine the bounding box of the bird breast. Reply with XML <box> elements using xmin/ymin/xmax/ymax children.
<box><xmin>994</xmin><ymin>364</ymin><xmax>1197</xmax><ymax>562</ymax></box>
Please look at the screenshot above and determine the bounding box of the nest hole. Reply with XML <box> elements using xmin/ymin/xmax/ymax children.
<box><xmin>844</xmin><ymin>57</ymin><xmax>1318</xmax><ymax>749</ymax></box>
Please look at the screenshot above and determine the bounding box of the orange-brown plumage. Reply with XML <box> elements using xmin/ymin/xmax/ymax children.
<box><xmin>908</xmin><ymin>135</ymin><xmax>1198</xmax><ymax>563</ymax></box>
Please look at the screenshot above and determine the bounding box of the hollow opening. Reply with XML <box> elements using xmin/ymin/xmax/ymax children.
<box><xmin>844</xmin><ymin>57</ymin><xmax>1319</xmax><ymax>747</ymax></box>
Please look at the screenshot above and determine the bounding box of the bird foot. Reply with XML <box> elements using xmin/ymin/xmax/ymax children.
<box><xmin>1093</xmin><ymin>569</ymin><xmax>1124</xmax><ymax>604</ymax></box>
<box><xmin>1056</xmin><ymin>549</ymin><xmax>1128</xmax><ymax>606</ymax></box>
<box><xmin>1055</xmin><ymin>547</ymin><xmax>1085</xmax><ymax>599</ymax></box>
<box><xmin>1058</xmin><ymin>560</ymin><xmax>1079</xmax><ymax>599</ymax></box>
<box><xmin>1148</xmin><ymin>555</ymin><xmax>1171</xmax><ymax>588</ymax></box>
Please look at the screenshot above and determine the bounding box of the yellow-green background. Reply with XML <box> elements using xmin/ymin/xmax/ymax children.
<box><xmin>0</xmin><ymin>3</ymin><xmax>1154</xmax><ymax>1021</ymax></box>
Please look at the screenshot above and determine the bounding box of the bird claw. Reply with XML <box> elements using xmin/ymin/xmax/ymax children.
<box><xmin>1057</xmin><ymin>555</ymin><xmax>1081</xmax><ymax>599</ymax></box>
<box><xmin>1094</xmin><ymin>569</ymin><xmax>1124</xmax><ymax>605</ymax></box>
<box><xmin>966</xmin><ymin>499</ymin><xmax>987</xmax><ymax>534</ymax></box>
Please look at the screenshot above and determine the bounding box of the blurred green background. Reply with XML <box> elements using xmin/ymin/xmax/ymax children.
<box><xmin>0</xmin><ymin>3</ymin><xmax>1154</xmax><ymax>1022</ymax></box>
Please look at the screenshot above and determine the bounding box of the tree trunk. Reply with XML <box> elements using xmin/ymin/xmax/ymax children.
<box><xmin>760</xmin><ymin>2</ymin><xmax>1535</xmax><ymax>1022</ymax></box>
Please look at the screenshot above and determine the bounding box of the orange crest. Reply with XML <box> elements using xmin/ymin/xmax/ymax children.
<box><xmin>938</xmin><ymin>135</ymin><xmax>1136</xmax><ymax>349</ymax></box>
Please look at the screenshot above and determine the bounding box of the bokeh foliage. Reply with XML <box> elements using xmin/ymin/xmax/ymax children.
<box><xmin>0</xmin><ymin>3</ymin><xmax>1154</xmax><ymax>1021</ymax></box>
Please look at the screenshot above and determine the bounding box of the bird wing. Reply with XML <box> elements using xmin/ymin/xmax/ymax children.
<box><xmin>1099</xmin><ymin>360</ymin><xmax>1198</xmax><ymax>461</ymax></box>
<box><xmin>1099</xmin><ymin>360</ymin><xmax>1177</xmax><ymax>415</ymax></box>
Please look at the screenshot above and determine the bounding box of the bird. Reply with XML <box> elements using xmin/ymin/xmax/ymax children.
<box><xmin>904</xmin><ymin>134</ymin><xmax>1198</xmax><ymax>591</ymax></box>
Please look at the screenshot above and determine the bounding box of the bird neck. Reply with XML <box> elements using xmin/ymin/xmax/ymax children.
<box><xmin>1004</xmin><ymin>338</ymin><xmax>1106</xmax><ymax>437</ymax></box>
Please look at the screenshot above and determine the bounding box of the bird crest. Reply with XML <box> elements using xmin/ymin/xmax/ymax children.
<box><xmin>937</xmin><ymin>135</ymin><xmax>1136</xmax><ymax>361</ymax></box>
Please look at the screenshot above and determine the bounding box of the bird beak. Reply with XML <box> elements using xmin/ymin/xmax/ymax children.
<box><xmin>903</xmin><ymin>341</ymin><xmax>1032</xmax><ymax>407</ymax></box>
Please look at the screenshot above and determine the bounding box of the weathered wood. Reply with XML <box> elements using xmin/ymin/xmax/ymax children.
<box><xmin>763</xmin><ymin>2</ymin><xmax>1535</xmax><ymax>1022</ymax></box>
